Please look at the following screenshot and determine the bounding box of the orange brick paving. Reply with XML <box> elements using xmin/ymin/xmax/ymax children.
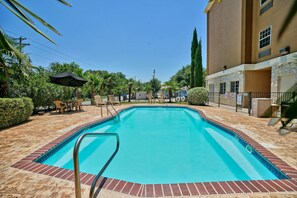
<box><xmin>0</xmin><ymin>104</ymin><xmax>297</xmax><ymax>197</ymax></box>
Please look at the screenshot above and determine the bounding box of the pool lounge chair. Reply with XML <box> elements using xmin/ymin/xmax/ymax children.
<box><xmin>147</xmin><ymin>92</ymin><xmax>153</xmax><ymax>104</ymax></box>
<box><xmin>269</xmin><ymin>117</ymin><xmax>297</xmax><ymax>128</ymax></box>
<box><xmin>53</xmin><ymin>100</ymin><xmax>66</xmax><ymax>113</ymax></box>
<box><xmin>94</xmin><ymin>95</ymin><xmax>106</xmax><ymax>116</ymax></box>
<box><xmin>74</xmin><ymin>99</ymin><xmax>83</xmax><ymax>111</ymax></box>
<box><xmin>268</xmin><ymin>99</ymin><xmax>297</xmax><ymax>131</ymax></box>
<box><xmin>158</xmin><ymin>92</ymin><xmax>165</xmax><ymax>103</ymax></box>
<box><xmin>108</xmin><ymin>95</ymin><xmax>121</xmax><ymax>105</ymax></box>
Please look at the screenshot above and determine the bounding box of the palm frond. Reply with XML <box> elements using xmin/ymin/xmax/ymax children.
<box><xmin>0</xmin><ymin>30</ymin><xmax>32</xmax><ymax>67</ymax></box>
<box><xmin>0</xmin><ymin>0</ymin><xmax>56</xmax><ymax>44</ymax></box>
<box><xmin>10</xmin><ymin>0</ymin><xmax>62</xmax><ymax>36</ymax></box>
<box><xmin>57</xmin><ymin>0</ymin><xmax>72</xmax><ymax>7</ymax></box>
<box><xmin>0</xmin><ymin>0</ymin><xmax>33</xmax><ymax>23</ymax></box>
<box><xmin>278</xmin><ymin>0</ymin><xmax>297</xmax><ymax>40</ymax></box>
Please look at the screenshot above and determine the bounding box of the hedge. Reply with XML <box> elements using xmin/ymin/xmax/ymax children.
<box><xmin>0</xmin><ymin>97</ymin><xmax>34</xmax><ymax>129</ymax></box>
<box><xmin>187</xmin><ymin>87</ymin><xmax>209</xmax><ymax>105</ymax></box>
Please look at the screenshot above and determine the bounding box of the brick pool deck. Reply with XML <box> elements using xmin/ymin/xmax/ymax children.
<box><xmin>0</xmin><ymin>104</ymin><xmax>297</xmax><ymax>197</ymax></box>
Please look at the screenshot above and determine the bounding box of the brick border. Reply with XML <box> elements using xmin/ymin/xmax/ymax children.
<box><xmin>11</xmin><ymin>105</ymin><xmax>297</xmax><ymax>197</ymax></box>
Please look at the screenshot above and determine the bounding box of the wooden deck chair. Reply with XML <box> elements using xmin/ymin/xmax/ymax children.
<box><xmin>53</xmin><ymin>100</ymin><xmax>66</xmax><ymax>113</ymax></box>
<box><xmin>158</xmin><ymin>92</ymin><xmax>165</xmax><ymax>103</ymax></box>
<box><xmin>74</xmin><ymin>99</ymin><xmax>83</xmax><ymax>111</ymax></box>
<box><xmin>108</xmin><ymin>95</ymin><xmax>121</xmax><ymax>105</ymax></box>
<box><xmin>147</xmin><ymin>92</ymin><xmax>153</xmax><ymax>104</ymax></box>
<box><xmin>94</xmin><ymin>95</ymin><xmax>106</xmax><ymax>116</ymax></box>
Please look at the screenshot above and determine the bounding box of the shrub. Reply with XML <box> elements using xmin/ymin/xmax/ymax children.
<box><xmin>0</xmin><ymin>97</ymin><xmax>34</xmax><ymax>129</ymax></box>
<box><xmin>187</xmin><ymin>87</ymin><xmax>208</xmax><ymax>105</ymax></box>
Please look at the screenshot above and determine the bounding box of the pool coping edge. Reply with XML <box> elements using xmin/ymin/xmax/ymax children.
<box><xmin>10</xmin><ymin>105</ymin><xmax>297</xmax><ymax>197</ymax></box>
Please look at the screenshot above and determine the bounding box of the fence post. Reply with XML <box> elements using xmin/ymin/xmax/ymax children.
<box><xmin>218</xmin><ymin>92</ymin><xmax>220</xmax><ymax>107</ymax></box>
<box><xmin>248</xmin><ymin>91</ymin><xmax>252</xmax><ymax>116</ymax></box>
<box><xmin>235</xmin><ymin>92</ymin><xmax>238</xmax><ymax>112</ymax></box>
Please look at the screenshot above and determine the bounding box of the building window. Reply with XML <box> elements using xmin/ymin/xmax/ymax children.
<box><xmin>259</xmin><ymin>26</ymin><xmax>271</xmax><ymax>49</ymax></box>
<box><xmin>260</xmin><ymin>0</ymin><xmax>267</xmax><ymax>6</ymax></box>
<box><xmin>230</xmin><ymin>81</ymin><xmax>239</xmax><ymax>93</ymax></box>
<box><xmin>220</xmin><ymin>83</ymin><xmax>226</xmax><ymax>94</ymax></box>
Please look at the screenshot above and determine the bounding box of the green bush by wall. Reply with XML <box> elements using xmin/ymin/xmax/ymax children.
<box><xmin>187</xmin><ymin>87</ymin><xmax>209</xmax><ymax>105</ymax></box>
<box><xmin>0</xmin><ymin>97</ymin><xmax>34</xmax><ymax>129</ymax></box>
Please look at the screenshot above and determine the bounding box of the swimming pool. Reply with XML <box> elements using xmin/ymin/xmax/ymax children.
<box><xmin>38</xmin><ymin>107</ymin><xmax>286</xmax><ymax>184</ymax></box>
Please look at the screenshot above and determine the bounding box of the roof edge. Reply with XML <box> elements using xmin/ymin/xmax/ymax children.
<box><xmin>204</xmin><ymin>1</ymin><xmax>215</xmax><ymax>13</ymax></box>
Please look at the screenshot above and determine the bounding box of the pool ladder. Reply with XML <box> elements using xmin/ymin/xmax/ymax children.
<box><xmin>73</xmin><ymin>133</ymin><xmax>120</xmax><ymax>198</ymax></box>
<box><xmin>106</xmin><ymin>103</ymin><xmax>120</xmax><ymax>121</ymax></box>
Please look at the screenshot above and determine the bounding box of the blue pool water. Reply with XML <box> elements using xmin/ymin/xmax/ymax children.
<box><xmin>41</xmin><ymin>107</ymin><xmax>280</xmax><ymax>184</ymax></box>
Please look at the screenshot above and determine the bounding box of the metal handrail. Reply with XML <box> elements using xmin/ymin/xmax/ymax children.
<box><xmin>73</xmin><ymin>133</ymin><xmax>120</xmax><ymax>198</ymax></box>
<box><xmin>106</xmin><ymin>103</ymin><xmax>120</xmax><ymax>121</ymax></box>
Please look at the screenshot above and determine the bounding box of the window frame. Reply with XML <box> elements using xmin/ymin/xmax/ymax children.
<box><xmin>230</xmin><ymin>81</ymin><xmax>239</xmax><ymax>93</ymax></box>
<box><xmin>220</xmin><ymin>82</ymin><xmax>226</xmax><ymax>94</ymax></box>
<box><xmin>259</xmin><ymin>25</ymin><xmax>272</xmax><ymax>49</ymax></box>
<box><xmin>260</xmin><ymin>0</ymin><xmax>268</xmax><ymax>6</ymax></box>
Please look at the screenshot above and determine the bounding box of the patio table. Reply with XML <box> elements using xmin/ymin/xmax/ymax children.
<box><xmin>64</xmin><ymin>100</ymin><xmax>77</xmax><ymax>111</ymax></box>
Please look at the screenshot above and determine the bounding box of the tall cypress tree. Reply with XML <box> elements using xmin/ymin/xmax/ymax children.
<box><xmin>194</xmin><ymin>39</ymin><xmax>203</xmax><ymax>87</ymax></box>
<box><xmin>190</xmin><ymin>28</ymin><xmax>198</xmax><ymax>88</ymax></box>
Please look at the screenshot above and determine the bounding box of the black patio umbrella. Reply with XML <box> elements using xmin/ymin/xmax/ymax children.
<box><xmin>49</xmin><ymin>72</ymin><xmax>88</xmax><ymax>87</ymax></box>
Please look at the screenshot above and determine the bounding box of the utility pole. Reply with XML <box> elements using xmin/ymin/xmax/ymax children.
<box><xmin>152</xmin><ymin>69</ymin><xmax>156</xmax><ymax>102</ymax></box>
<box><xmin>17</xmin><ymin>37</ymin><xmax>30</xmax><ymax>66</ymax></box>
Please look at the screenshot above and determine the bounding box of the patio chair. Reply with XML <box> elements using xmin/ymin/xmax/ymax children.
<box><xmin>108</xmin><ymin>95</ymin><xmax>121</xmax><ymax>105</ymax></box>
<box><xmin>74</xmin><ymin>99</ymin><xmax>83</xmax><ymax>111</ymax></box>
<box><xmin>158</xmin><ymin>92</ymin><xmax>165</xmax><ymax>103</ymax></box>
<box><xmin>268</xmin><ymin>99</ymin><xmax>297</xmax><ymax>130</ymax></box>
<box><xmin>147</xmin><ymin>92</ymin><xmax>153</xmax><ymax>104</ymax></box>
<box><xmin>53</xmin><ymin>100</ymin><xmax>66</xmax><ymax>113</ymax></box>
<box><xmin>94</xmin><ymin>95</ymin><xmax>106</xmax><ymax>116</ymax></box>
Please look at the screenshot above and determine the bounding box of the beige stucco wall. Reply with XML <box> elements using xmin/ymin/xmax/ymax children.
<box><xmin>207</xmin><ymin>0</ymin><xmax>243</xmax><ymax>75</ymax></box>
<box><xmin>271</xmin><ymin>57</ymin><xmax>297</xmax><ymax>93</ymax></box>
<box><xmin>251</xmin><ymin>0</ymin><xmax>297</xmax><ymax>63</ymax></box>
<box><xmin>207</xmin><ymin>72</ymin><xmax>244</xmax><ymax>93</ymax></box>
<box><xmin>244</xmin><ymin>70</ymin><xmax>271</xmax><ymax>92</ymax></box>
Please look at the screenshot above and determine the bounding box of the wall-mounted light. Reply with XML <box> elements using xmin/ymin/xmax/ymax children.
<box><xmin>279</xmin><ymin>46</ymin><xmax>290</xmax><ymax>56</ymax></box>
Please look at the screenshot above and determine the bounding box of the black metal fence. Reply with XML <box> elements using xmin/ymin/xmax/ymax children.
<box><xmin>208</xmin><ymin>91</ymin><xmax>296</xmax><ymax>116</ymax></box>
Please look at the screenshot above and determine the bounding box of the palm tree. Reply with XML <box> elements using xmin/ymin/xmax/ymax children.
<box><xmin>84</xmin><ymin>72</ymin><xmax>103</xmax><ymax>102</ymax></box>
<box><xmin>0</xmin><ymin>32</ymin><xmax>32</xmax><ymax>97</ymax></box>
<box><xmin>127</xmin><ymin>78</ymin><xmax>134</xmax><ymax>102</ymax></box>
<box><xmin>163</xmin><ymin>81</ymin><xmax>178</xmax><ymax>103</ymax></box>
<box><xmin>0</xmin><ymin>0</ymin><xmax>71</xmax><ymax>97</ymax></box>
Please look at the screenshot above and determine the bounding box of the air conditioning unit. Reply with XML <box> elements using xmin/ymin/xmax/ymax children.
<box><xmin>279</xmin><ymin>46</ymin><xmax>290</xmax><ymax>55</ymax></box>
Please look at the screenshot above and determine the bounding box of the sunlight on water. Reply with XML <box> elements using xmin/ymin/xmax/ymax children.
<box><xmin>43</xmin><ymin>107</ymin><xmax>278</xmax><ymax>184</ymax></box>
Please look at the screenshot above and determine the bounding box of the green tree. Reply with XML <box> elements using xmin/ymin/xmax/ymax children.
<box><xmin>8</xmin><ymin>66</ymin><xmax>64</xmax><ymax>111</ymax></box>
<box><xmin>190</xmin><ymin>28</ymin><xmax>198</xmax><ymax>88</ymax></box>
<box><xmin>84</xmin><ymin>71</ymin><xmax>103</xmax><ymax>102</ymax></box>
<box><xmin>127</xmin><ymin>78</ymin><xmax>134</xmax><ymax>102</ymax></box>
<box><xmin>0</xmin><ymin>31</ymin><xmax>32</xmax><ymax>97</ymax></box>
<box><xmin>49</xmin><ymin>62</ymin><xmax>83</xmax><ymax>77</ymax></box>
<box><xmin>111</xmin><ymin>72</ymin><xmax>126</xmax><ymax>101</ymax></box>
<box><xmin>0</xmin><ymin>0</ymin><xmax>71</xmax><ymax>97</ymax></box>
<box><xmin>150</xmin><ymin>78</ymin><xmax>161</xmax><ymax>97</ymax></box>
<box><xmin>169</xmin><ymin>65</ymin><xmax>191</xmax><ymax>88</ymax></box>
<box><xmin>194</xmin><ymin>39</ymin><xmax>203</xmax><ymax>87</ymax></box>
<box><xmin>163</xmin><ymin>81</ymin><xmax>178</xmax><ymax>103</ymax></box>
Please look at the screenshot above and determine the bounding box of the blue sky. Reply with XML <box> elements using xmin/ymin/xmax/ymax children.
<box><xmin>1</xmin><ymin>0</ymin><xmax>208</xmax><ymax>83</ymax></box>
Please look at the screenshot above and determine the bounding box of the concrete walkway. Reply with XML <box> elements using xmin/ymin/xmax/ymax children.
<box><xmin>0</xmin><ymin>104</ymin><xmax>296</xmax><ymax>197</ymax></box>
